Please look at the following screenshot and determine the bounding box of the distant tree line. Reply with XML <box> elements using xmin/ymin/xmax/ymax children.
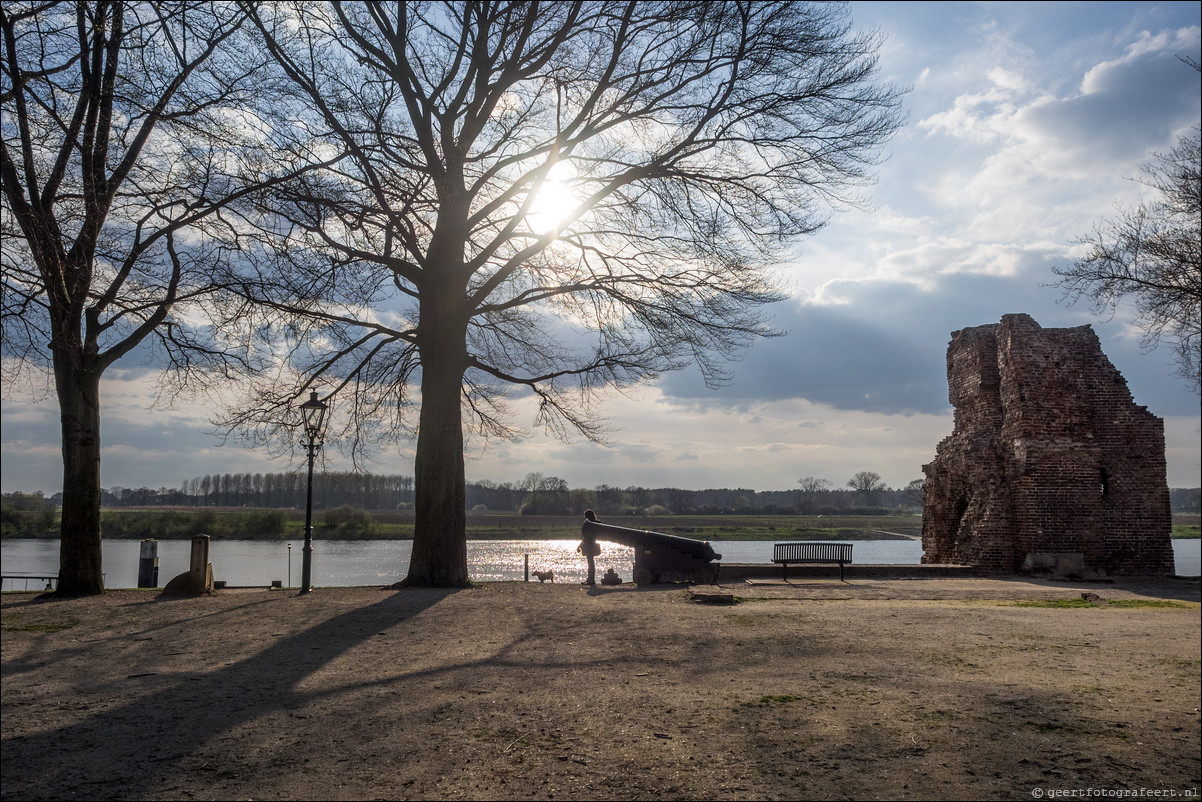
<box><xmin>0</xmin><ymin>491</ymin><xmax>57</xmax><ymax>537</ymax></box>
<box><xmin>6</xmin><ymin>482</ymin><xmax>1199</xmax><ymax>527</ymax></box>
<box><xmin>3</xmin><ymin>483</ymin><xmax>1199</xmax><ymax>542</ymax></box>
<box><xmin>1171</xmin><ymin>487</ymin><xmax>1201</xmax><ymax>514</ymax></box>
<box><xmin>90</xmin><ymin>469</ymin><xmax>924</xmax><ymax>515</ymax></box>
<box><xmin>102</xmin><ymin>472</ymin><xmax>417</xmax><ymax>510</ymax></box>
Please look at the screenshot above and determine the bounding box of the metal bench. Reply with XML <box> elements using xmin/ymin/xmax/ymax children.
<box><xmin>1</xmin><ymin>573</ymin><xmax>58</xmax><ymax>591</ymax></box>
<box><xmin>772</xmin><ymin>542</ymin><xmax>853</xmax><ymax>581</ymax></box>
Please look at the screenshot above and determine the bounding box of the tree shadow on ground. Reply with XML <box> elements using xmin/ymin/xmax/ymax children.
<box><xmin>0</xmin><ymin>588</ymin><xmax>456</xmax><ymax>800</ymax></box>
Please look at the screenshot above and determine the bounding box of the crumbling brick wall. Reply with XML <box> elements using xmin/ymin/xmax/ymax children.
<box><xmin>922</xmin><ymin>314</ymin><xmax>1174</xmax><ymax>575</ymax></box>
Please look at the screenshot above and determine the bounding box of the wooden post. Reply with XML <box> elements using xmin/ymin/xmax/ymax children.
<box><xmin>189</xmin><ymin>534</ymin><xmax>214</xmax><ymax>594</ymax></box>
<box><xmin>137</xmin><ymin>539</ymin><xmax>159</xmax><ymax>588</ymax></box>
<box><xmin>160</xmin><ymin>534</ymin><xmax>215</xmax><ymax>596</ymax></box>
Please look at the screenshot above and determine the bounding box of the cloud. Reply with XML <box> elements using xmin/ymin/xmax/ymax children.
<box><xmin>1021</xmin><ymin>30</ymin><xmax>1201</xmax><ymax>163</ymax></box>
<box><xmin>921</xmin><ymin>23</ymin><xmax>1200</xmax><ymax>174</ymax></box>
<box><xmin>658</xmin><ymin>249</ymin><xmax>1200</xmax><ymax>419</ymax></box>
<box><xmin>657</xmin><ymin>297</ymin><xmax>947</xmax><ymax>414</ymax></box>
<box><xmin>464</xmin><ymin>389</ymin><xmax>953</xmax><ymax>491</ymax></box>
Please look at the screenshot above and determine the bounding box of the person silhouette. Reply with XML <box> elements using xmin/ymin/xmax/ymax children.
<box><xmin>579</xmin><ymin>509</ymin><xmax>601</xmax><ymax>585</ymax></box>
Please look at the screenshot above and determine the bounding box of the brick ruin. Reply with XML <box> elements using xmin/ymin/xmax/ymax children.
<box><xmin>921</xmin><ymin>314</ymin><xmax>1175</xmax><ymax>575</ymax></box>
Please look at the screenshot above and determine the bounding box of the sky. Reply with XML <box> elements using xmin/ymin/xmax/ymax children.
<box><xmin>2</xmin><ymin>1</ymin><xmax>1200</xmax><ymax>496</ymax></box>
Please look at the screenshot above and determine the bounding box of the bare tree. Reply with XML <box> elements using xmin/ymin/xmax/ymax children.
<box><xmin>1051</xmin><ymin>61</ymin><xmax>1201</xmax><ymax>393</ymax></box>
<box><xmin>795</xmin><ymin>475</ymin><xmax>833</xmax><ymax>513</ymax></box>
<box><xmin>517</xmin><ymin>471</ymin><xmax>544</xmax><ymax>514</ymax></box>
<box><xmin>229</xmin><ymin>1</ymin><xmax>904</xmax><ymax>586</ymax></box>
<box><xmin>847</xmin><ymin>470</ymin><xmax>884</xmax><ymax>499</ymax></box>
<box><xmin>797</xmin><ymin>476</ymin><xmax>833</xmax><ymax>494</ymax></box>
<box><xmin>0</xmin><ymin>2</ymin><xmax>311</xmax><ymax>595</ymax></box>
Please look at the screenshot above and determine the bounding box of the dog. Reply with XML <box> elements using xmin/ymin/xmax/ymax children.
<box><xmin>532</xmin><ymin>569</ymin><xmax>555</xmax><ymax>583</ymax></box>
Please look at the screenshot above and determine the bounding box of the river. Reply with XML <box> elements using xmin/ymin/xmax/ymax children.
<box><xmin>2</xmin><ymin>538</ymin><xmax>1198</xmax><ymax>590</ymax></box>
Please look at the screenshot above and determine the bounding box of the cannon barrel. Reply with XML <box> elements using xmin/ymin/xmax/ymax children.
<box><xmin>582</xmin><ymin>518</ymin><xmax>721</xmax><ymax>562</ymax></box>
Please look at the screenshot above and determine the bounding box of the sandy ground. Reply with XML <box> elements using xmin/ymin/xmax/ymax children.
<box><xmin>2</xmin><ymin>575</ymin><xmax>1199</xmax><ymax>801</ymax></box>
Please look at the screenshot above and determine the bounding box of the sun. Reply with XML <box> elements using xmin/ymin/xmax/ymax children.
<box><xmin>525</xmin><ymin>165</ymin><xmax>578</xmax><ymax>236</ymax></box>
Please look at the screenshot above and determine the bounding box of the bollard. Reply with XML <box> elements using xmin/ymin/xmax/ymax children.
<box><xmin>524</xmin><ymin>553</ymin><xmax>529</xmax><ymax>582</ymax></box>
<box><xmin>160</xmin><ymin>534</ymin><xmax>215</xmax><ymax>596</ymax></box>
<box><xmin>189</xmin><ymin>534</ymin><xmax>214</xmax><ymax>594</ymax></box>
<box><xmin>137</xmin><ymin>539</ymin><xmax>159</xmax><ymax>588</ymax></box>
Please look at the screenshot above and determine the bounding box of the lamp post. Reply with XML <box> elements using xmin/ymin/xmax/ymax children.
<box><xmin>299</xmin><ymin>391</ymin><xmax>328</xmax><ymax>594</ymax></box>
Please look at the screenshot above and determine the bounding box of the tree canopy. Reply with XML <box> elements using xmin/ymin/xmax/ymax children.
<box><xmin>4</xmin><ymin>1</ymin><xmax>905</xmax><ymax>591</ymax></box>
<box><xmin>1</xmin><ymin>1</ymin><xmax>314</xmax><ymax>594</ymax></box>
<box><xmin>219</xmin><ymin>0</ymin><xmax>905</xmax><ymax>586</ymax></box>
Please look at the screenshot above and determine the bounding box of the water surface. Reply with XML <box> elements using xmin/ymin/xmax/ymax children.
<box><xmin>2</xmin><ymin>537</ymin><xmax>1197</xmax><ymax>589</ymax></box>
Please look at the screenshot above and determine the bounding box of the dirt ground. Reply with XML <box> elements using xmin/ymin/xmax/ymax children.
<box><xmin>2</xmin><ymin>575</ymin><xmax>1199</xmax><ymax>801</ymax></box>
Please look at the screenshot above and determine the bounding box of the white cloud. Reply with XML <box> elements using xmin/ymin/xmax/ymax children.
<box><xmin>464</xmin><ymin>388</ymin><xmax>951</xmax><ymax>491</ymax></box>
<box><xmin>919</xmin><ymin>24</ymin><xmax>1199</xmax><ymax>209</ymax></box>
<box><xmin>917</xmin><ymin>89</ymin><xmax>1017</xmax><ymax>142</ymax></box>
<box><xmin>1164</xmin><ymin>416</ymin><xmax>1202</xmax><ymax>488</ymax></box>
<box><xmin>987</xmin><ymin>66</ymin><xmax>1029</xmax><ymax>93</ymax></box>
<box><xmin>0</xmin><ymin>404</ymin><xmax>55</xmax><ymax>425</ymax></box>
<box><xmin>1083</xmin><ymin>26</ymin><xmax>1201</xmax><ymax>93</ymax></box>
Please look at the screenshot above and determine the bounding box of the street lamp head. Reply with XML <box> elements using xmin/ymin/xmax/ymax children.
<box><xmin>300</xmin><ymin>391</ymin><xmax>328</xmax><ymax>442</ymax></box>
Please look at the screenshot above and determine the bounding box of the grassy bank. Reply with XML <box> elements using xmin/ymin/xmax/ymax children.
<box><xmin>3</xmin><ymin>508</ymin><xmax>923</xmax><ymax>542</ymax></box>
<box><xmin>5</xmin><ymin>507</ymin><xmax>1198</xmax><ymax>541</ymax></box>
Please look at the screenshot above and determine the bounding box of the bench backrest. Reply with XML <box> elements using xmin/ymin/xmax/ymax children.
<box><xmin>773</xmin><ymin>542</ymin><xmax>853</xmax><ymax>563</ymax></box>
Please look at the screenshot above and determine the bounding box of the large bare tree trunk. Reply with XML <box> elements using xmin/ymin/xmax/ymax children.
<box><xmin>405</xmin><ymin>289</ymin><xmax>470</xmax><ymax>587</ymax></box>
<box><xmin>53</xmin><ymin>357</ymin><xmax>105</xmax><ymax>596</ymax></box>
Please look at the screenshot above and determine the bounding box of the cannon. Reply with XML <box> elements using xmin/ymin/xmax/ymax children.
<box><xmin>582</xmin><ymin>513</ymin><xmax>721</xmax><ymax>585</ymax></box>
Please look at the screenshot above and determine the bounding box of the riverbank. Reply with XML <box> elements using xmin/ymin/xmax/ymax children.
<box><xmin>6</xmin><ymin>538</ymin><xmax>1199</xmax><ymax>590</ymax></box>
<box><xmin>3</xmin><ymin>576</ymin><xmax>1199</xmax><ymax>800</ymax></box>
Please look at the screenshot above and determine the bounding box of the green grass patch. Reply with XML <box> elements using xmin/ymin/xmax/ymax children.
<box><xmin>1106</xmin><ymin>599</ymin><xmax>1194</xmax><ymax>608</ymax></box>
<box><xmin>1022</xmin><ymin>719</ymin><xmax>1127</xmax><ymax>738</ymax></box>
<box><xmin>461</xmin><ymin>513</ymin><xmax>920</xmax><ymax>541</ymax></box>
<box><xmin>1158</xmin><ymin>656</ymin><xmax>1202</xmax><ymax>671</ymax></box>
<box><xmin>1012</xmin><ymin>598</ymin><xmax>1193</xmax><ymax>609</ymax></box>
<box><xmin>1171</xmin><ymin>524</ymin><xmax>1200</xmax><ymax>539</ymax></box>
<box><xmin>1014</xmin><ymin>598</ymin><xmax>1097</xmax><ymax>608</ymax></box>
<box><xmin>31</xmin><ymin>511</ymin><xmax>924</xmax><ymax>542</ymax></box>
<box><xmin>1074</xmin><ymin>686</ymin><xmax>1109</xmax><ymax>695</ymax></box>
<box><xmin>742</xmin><ymin>694</ymin><xmax>803</xmax><ymax>708</ymax></box>
<box><xmin>2</xmin><ymin>619</ymin><xmax>77</xmax><ymax>632</ymax></box>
